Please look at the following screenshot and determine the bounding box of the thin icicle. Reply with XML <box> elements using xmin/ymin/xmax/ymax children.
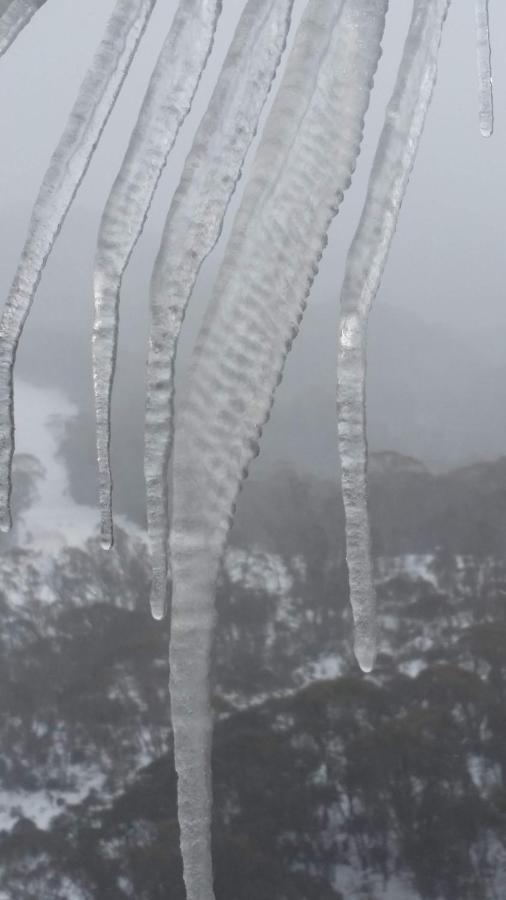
<box><xmin>475</xmin><ymin>0</ymin><xmax>493</xmax><ymax>137</ymax></box>
<box><xmin>0</xmin><ymin>0</ymin><xmax>156</xmax><ymax>533</ymax></box>
<box><xmin>93</xmin><ymin>0</ymin><xmax>222</xmax><ymax>554</ymax></box>
<box><xmin>0</xmin><ymin>0</ymin><xmax>47</xmax><ymax>58</ymax></box>
<box><xmin>169</xmin><ymin>2</ymin><xmax>387</xmax><ymax>897</ymax></box>
<box><xmin>145</xmin><ymin>0</ymin><xmax>294</xmax><ymax>621</ymax></box>
<box><xmin>337</xmin><ymin>0</ymin><xmax>451</xmax><ymax>672</ymax></box>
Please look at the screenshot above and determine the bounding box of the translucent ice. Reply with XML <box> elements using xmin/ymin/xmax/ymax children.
<box><xmin>169</xmin><ymin>1</ymin><xmax>387</xmax><ymax>896</ymax></box>
<box><xmin>0</xmin><ymin>0</ymin><xmax>156</xmax><ymax>531</ymax></box>
<box><xmin>145</xmin><ymin>0</ymin><xmax>294</xmax><ymax>620</ymax></box>
<box><xmin>93</xmin><ymin>0</ymin><xmax>222</xmax><ymax>552</ymax></box>
<box><xmin>337</xmin><ymin>0</ymin><xmax>451</xmax><ymax>671</ymax></box>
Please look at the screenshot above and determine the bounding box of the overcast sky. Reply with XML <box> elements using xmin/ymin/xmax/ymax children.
<box><xmin>1</xmin><ymin>0</ymin><xmax>505</xmax><ymax>334</ymax></box>
<box><xmin>0</xmin><ymin>0</ymin><xmax>505</xmax><ymax>486</ymax></box>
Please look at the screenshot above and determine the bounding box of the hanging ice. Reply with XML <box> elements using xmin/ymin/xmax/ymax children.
<box><xmin>0</xmin><ymin>0</ymin><xmax>47</xmax><ymax>58</ymax></box>
<box><xmin>0</xmin><ymin>0</ymin><xmax>157</xmax><ymax>532</ymax></box>
<box><xmin>145</xmin><ymin>0</ymin><xmax>295</xmax><ymax>621</ymax></box>
<box><xmin>475</xmin><ymin>0</ymin><xmax>493</xmax><ymax>136</ymax></box>
<box><xmin>168</xmin><ymin>1</ymin><xmax>387</xmax><ymax>897</ymax></box>
<box><xmin>93</xmin><ymin>0</ymin><xmax>222</xmax><ymax>554</ymax></box>
<box><xmin>337</xmin><ymin>0</ymin><xmax>451</xmax><ymax>673</ymax></box>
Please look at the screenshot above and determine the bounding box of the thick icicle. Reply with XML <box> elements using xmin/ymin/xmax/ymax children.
<box><xmin>169</xmin><ymin>2</ymin><xmax>387</xmax><ymax>897</ymax></box>
<box><xmin>0</xmin><ymin>0</ymin><xmax>47</xmax><ymax>58</ymax></box>
<box><xmin>93</xmin><ymin>0</ymin><xmax>222</xmax><ymax>554</ymax></box>
<box><xmin>475</xmin><ymin>0</ymin><xmax>493</xmax><ymax>136</ymax></box>
<box><xmin>145</xmin><ymin>0</ymin><xmax>294</xmax><ymax>621</ymax></box>
<box><xmin>0</xmin><ymin>0</ymin><xmax>156</xmax><ymax>533</ymax></box>
<box><xmin>337</xmin><ymin>0</ymin><xmax>451</xmax><ymax>672</ymax></box>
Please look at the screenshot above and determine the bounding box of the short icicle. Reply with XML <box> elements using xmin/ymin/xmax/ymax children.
<box><xmin>337</xmin><ymin>0</ymin><xmax>451</xmax><ymax>672</ymax></box>
<box><xmin>145</xmin><ymin>0</ymin><xmax>294</xmax><ymax>620</ymax></box>
<box><xmin>0</xmin><ymin>0</ymin><xmax>157</xmax><ymax>532</ymax></box>
<box><xmin>0</xmin><ymin>0</ymin><xmax>47</xmax><ymax>58</ymax></box>
<box><xmin>169</xmin><ymin>2</ymin><xmax>387</xmax><ymax>897</ymax></box>
<box><xmin>93</xmin><ymin>0</ymin><xmax>222</xmax><ymax>554</ymax></box>
<box><xmin>475</xmin><ymin>0</ymin><xmax>493</xmax><ymax>136</ymax></box>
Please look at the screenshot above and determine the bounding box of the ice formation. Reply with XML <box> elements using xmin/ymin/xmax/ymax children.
<box><xmin>169</xmin><ymin>0</ymin><xmax>387</xmax><ymax>894</ymax></box>
<box><xmin>337</xmin><ymin>0</ymin><xmax>451</xmax><ymax>673</ymax></box>
<box><xmin>145</xmin><ymin>0</ymin><xmax>295</xmax><ymax>621</ymax></box>
<box><xmin>0</xmin><ymin>0</ymin><xmax>47</xmax><ymax>58</ymax></box>
<box><xmin>0</xmin><ymin>0</ymin><xmax>487</xmax><ymax>897</ymax></box>
<box><xmin>93</xmin><ymin>0</ymin><xmax>222</xmax><ymax>554</ymax></box>
<box><xmin>475</xmin><ymin>0</ymin><xmax>493</xmax><ymax>136</ymax></box>
<box><xmin>0</xmin><ymin>0</ymin><xmax>157</xmax><ymax>532</ymax></box>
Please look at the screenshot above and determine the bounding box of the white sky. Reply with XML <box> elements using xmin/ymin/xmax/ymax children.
<box><xmin>0</xmin><ymin>0</ymin><xmax>506</xmax><ymax>481</ymax></box>
<box><xmin>0</xmin><ymin>0</ymin><xmax>505</xmax><ymax>339</ymax></box>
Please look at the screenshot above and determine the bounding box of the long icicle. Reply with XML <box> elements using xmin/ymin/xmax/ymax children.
<box><xmin>0</xmin><ymin>0</ymin><xmax>47</xmax><ymax>58</ymax></box>
<box><xmin>93</xmin><ymin>0</ymin><xmax>222</xmax><ymax>554</ymax></box>
<box><xmin>337</xmin><ymin>0</ymin><xmax>451</xmax><ymax>672</ymax></box>
<box><xmin>145</xmin><ymin>0</ymin><xmax>295</xmax><ymax>621</ymax></box>
<box><xmin>169</xmin><ymin>2</ymin><xmax>387</xmax><ymax>897</ymax></box>
<box><xmin>475</xmin><ymin>0</ymin><xmax>493</xmax><ymax>136</ymax></box>
<box><xmin>0</xmin><ymin>0</ymin><xmax>157</xmax><ymax>532</ymax></box>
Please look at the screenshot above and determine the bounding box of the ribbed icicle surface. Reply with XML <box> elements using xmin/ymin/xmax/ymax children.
<box><xmin>145</xmin><ymin>0</ymin><xmax>295</xmax><ymax>621</ymax></box>
<box><xmin>93</xmin><ymin>0</ymin><xmax>222</xmax><ymax>553</ymax></box>
<box><xmin>0</xmin><ymin>0</ymin><xmax>157</xmax><ymax>532</ymax></box>
<box><xmin>168</xmin><ymin>1</ymin><xmax>387</xmax><ymax>898</ymax></box>
<box><xmin>475</xmin><ymin>0</ymin><xmax>493</xmax><ymax>136</ymax></box>
<box><xmin>337</xmin><ymin>0</ymin><xmax>451</xmax><ymax>672</ymax></box>
<box><xmin>0</xmin><ymin>0</ymin><xmax>47</xmax><ymax>58</ymax></box>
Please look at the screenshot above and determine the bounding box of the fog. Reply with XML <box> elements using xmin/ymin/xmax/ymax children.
<box><xmin>1</xmin><ymin>0</ymin><xmax>506</xmax><ymax>519</ymax></box>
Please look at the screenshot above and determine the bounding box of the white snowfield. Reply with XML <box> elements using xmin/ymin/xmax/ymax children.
<box><xmin>9</xmin><ymin>380</ymin><xmax>142</xmax><ymax>556</ymax></box>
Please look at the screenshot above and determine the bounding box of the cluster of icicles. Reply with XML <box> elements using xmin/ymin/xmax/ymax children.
<box><xmin>0</xmin><ymin>1</ymin><xmax>494</xmax><ymax>897</ymax></box>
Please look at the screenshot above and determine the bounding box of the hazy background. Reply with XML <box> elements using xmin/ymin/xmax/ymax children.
<box><xmin>2</xmin><ymin>6</ymin><xmax>506</xmax><ymax>897</ymax></box>
<box><xmin>0</xmin><ymin>0</ymin><xmax>505</xmax><ymax>520</ymax></box>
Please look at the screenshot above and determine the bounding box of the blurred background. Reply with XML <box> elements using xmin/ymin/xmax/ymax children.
<box><xmin>0</xmin><ymin>1</ymin><xmax>506</xmax><ymax>897</ymax></box>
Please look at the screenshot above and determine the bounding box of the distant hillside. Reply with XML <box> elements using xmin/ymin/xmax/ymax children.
<box><xmin>1</xmin><ymin>423</ymin><xmax>506</xmax><ymax>896</ymax></box>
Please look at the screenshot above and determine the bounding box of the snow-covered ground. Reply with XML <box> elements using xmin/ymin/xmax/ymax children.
<box><xmin>0</xmin><ymin>765</ymin><xmax>104</xmax><ymax>832</ymax></box>
<box><xmin>7</xmin><ymin>379</ymin><xmax>143</xmax><ymax>555</ymax></box>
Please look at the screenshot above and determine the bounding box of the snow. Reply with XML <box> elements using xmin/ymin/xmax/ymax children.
<box><xmin>0</xmin><ymin>765</ymin><xmax>104</xmax><ymax>832</ymax></box>
<box><xmin>376</xmin><ymin>554</ymin><xmax>438</xmax><ymax>588</ymax></box>
<box><xmin>398</xmin><ymin>658</ymin><xmax>427</xmax><ymax>678</ymax></box>
<box><xmin>13</xmin><ymin>381</ymin><xmax>97</xmax><ymax>552</ymax></box>
<box><xmin>467</xmin><ymin>754</ymin><xmax>501</xmax><ymax>796</ymax></box>
<box><xmin>333</xmin><ymin>865</ymin><xmax>440</xmax><ymax>900</ymax></box>
<box><xmin>304</xmin><ymin>653</ymin><xmax>345</xmax><ymax>682</ymax></box>
<box><xmin>9</xmin><ymin>380</ymin><xmax>142</xmax><ymax>557</ymax></box>
<box><xmin>225</xmin><ymin>546</ymin><xmax>294</xmax><ymax>597</ymax></box>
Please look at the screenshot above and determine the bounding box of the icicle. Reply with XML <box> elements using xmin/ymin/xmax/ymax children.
<box><xmin>169</xmin><ymin>1</ymin><xmax>387</xmax><ymax>897</ymax></box>
<box><xmin>337</xmin><ymin>0</ymin><xmax>451</xmax><ymax>673</ymax></box>
<box><xmin>0</xmin><ymin>0</ymin><xmax>47</xmax><ymax>58</ymax></box>
<box><xmin>145</xmin><ymin>0</ymin><xmax>294</xmax><ymax>621</ymax></box>
<box><xmin>93</xmin><ymin>0</ymin><xmax>222</xmax><ymax>554</ymax></box>
<box><xmin>0</xmin><ymin>0</ymin><xmax>156</xmax><ymax>533</ymax></box>
<box><xmin>475</xmin><ymin>0</ymin><xmax>493</xmax><ymax>136</ymax></box>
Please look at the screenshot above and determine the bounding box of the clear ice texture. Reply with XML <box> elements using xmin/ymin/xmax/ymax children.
<box><xmin>169</xmin><ymin>1</ymin><xmax>387</xmax><ymax>897</ymax></box>
<box><xmin>337</xmin><ymin>0</ymin><xmax>451</xmax><ymax>672</ymax></box>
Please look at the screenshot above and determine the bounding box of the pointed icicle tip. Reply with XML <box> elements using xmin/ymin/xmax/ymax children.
<box><xmin>150</xmin><ymin>574</ymin><xmax>170</xmax><ymax>621</ymax></box>
<box><xmin>0</xmin><ymin>518</ymin><xmax>11</xmax><ymax>534</ymax></box>
<box><xmin>100</xmin><ymin>525</ymin><xmax>113</xmax><ymax>551</ymax></box>
<box><xmin>354</xmin><ymin>636</ymin><xmax>377</xmax><ymax>674</ymax></box>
